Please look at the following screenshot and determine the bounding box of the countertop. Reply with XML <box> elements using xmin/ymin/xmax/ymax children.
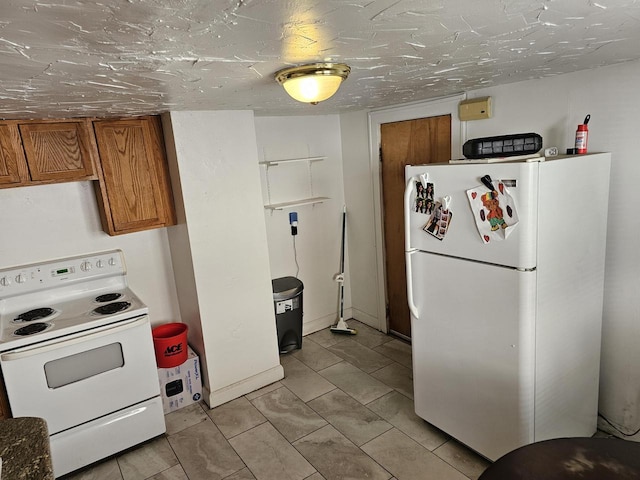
<box><xmin>0</xmin><ymin>417</ymin><xmax>54</xmax><ymax>479</ymax></box>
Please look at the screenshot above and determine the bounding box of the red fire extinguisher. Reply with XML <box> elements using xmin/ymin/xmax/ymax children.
<box><xmin>575</xmin><ymin>114</ymin><xmax>590</xmax><ymax>154</ymax></box>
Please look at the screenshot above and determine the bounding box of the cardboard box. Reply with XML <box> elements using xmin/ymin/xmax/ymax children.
<box><xmin>157</xmin><ymin>345</ymin><xmax>202</xmax><ymax>414</ymax></box>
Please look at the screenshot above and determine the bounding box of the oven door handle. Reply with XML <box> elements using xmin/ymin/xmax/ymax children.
<box><xmin>0</xmin><ymin>315</ymin><xmax>149</xmax><ymax>362</ymax></box>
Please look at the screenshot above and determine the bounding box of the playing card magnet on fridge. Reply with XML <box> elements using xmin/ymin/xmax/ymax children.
<box><xmin>467</xmin><ymin>181</ymin><xmax>519</xmax><ymax>244</ymax></box>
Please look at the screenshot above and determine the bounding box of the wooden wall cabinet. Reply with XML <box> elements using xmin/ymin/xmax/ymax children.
<box><xmin>0</xmin><ymin>119</ymin><xmax>97</xmax><ymax>188</ymax></box>
<box><xmin>19</xmin><ymin>120</ymin><xmax>97</xmax><ymax>182</ymax></box>
<box><xmin>0</xmin><ymin>123</ymin><xmax>29</xmax><ymax>187</ymax></box>
<box><xmin>1</xmin><ymin>114</ymin><xmax>176</xmax><ymax>236</ymax></box>
<box><xmin>93</xmin><ymin>116</ymin><xmax>177</xmax><ymax>236</ymax></box>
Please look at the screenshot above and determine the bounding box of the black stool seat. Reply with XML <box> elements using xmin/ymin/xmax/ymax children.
<box><xmin>479</xmin><ymin>437</ymin><xmax>640</xmax><ymax>480</ymax></box>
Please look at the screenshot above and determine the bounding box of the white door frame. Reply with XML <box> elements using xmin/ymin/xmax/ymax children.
<box><xmin>367</xmin><ymin>95</ymin><xmax>466</xmax><ymax>334</ymax></box>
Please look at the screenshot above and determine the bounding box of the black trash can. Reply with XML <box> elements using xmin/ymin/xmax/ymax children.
<box><xmin>272</xmin><ymin>276</ymin><xmax>303</xmax><ymax>354</ymax></box>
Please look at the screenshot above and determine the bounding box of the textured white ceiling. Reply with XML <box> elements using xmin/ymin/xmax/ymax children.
<box><xmin>1</xmin><ymin>0</ymin><xmax>639</xmax><ymax>119</ymax></box>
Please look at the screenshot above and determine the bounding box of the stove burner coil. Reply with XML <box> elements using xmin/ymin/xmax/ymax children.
<box><xmin>14</xmin><ymin>307</ymin><xmax>56</xmax><ymax>323</ymax></box>
<box><xmin>95</xmin><ymin>293</ymin><xmax>123</xmax><ymax>303</ymax></box>
<box><xmin>92</xmin><ymin>301</ymin><xmax>131</xmax><ymax>316</ymax></box>
<box><xmin>14</xmin><ymin>322</ymin><xmax>51</xmax><ymax>336</ymax></box>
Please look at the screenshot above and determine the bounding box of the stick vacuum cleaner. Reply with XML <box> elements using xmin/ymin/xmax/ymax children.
<box><xmin>331</xmin><ymin>205</ymin><xmax>357</xmax><ymax>335</ymax></box>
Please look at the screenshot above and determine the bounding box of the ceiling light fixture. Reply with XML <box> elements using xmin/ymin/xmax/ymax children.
<box><xmin>275</xmin><ymin>63</ymin><xmax>350</xmax><ymax>105</ymax></box>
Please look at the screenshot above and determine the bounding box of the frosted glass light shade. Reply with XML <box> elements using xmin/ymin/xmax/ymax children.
<box><xmin>275</xmin><ymin>63</ymin><xmax>350</xmax><ymax>104</ymax></box>
<box><xmin>282</xmin><ymin>75</ymin><xmax>343</xmax><ymax>103</ymax></box>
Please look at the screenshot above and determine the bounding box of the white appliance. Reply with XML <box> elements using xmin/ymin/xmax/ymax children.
<box><xmin>404</xmin><ymin>153</ymin><xmax>611</xmax><ymax>461</ymax></box>
<box><xmin>0</xmin><ymin>250</ymin><xmax>166</xmax><ymax>477</ymax></box>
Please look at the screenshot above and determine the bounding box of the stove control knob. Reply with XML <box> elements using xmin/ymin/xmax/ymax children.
<box><xmin>0</xmin><ymin>276</ymin><xmax>11</xmax><ymax>287</ymax></box>
<box><xmin>15</xmin><ymin>273</ymin><xmax>27</xmax><ymax>284</ymax></box>
<box><xmin>96</xmin><ymin>260</ymin><xmax>105</xmax><ymax>268</ymax></box>
<box><xmin>80</xmin><ymin>261</ymin><xmax>92</xmax><ymax>272</ymax></box>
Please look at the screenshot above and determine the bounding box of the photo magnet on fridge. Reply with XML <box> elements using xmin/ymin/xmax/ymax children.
<box><xmin>423</xmin><ymin>202</ymin><xmax>452</xmax><ymax>241</ymax></box>
<box><xmin>415</xmin><ymin>181</ymin><xmax>435</xmax><ymax>214</ymax></box>
<box><xmin>425</xmin><ymin>182</ymin><xmax>434</xmax><ymax>201</ymax></box>
<box><xmin>467</xmin><ymin>181</ymin><xmax>519</xmax><ymax>244</ymax></box>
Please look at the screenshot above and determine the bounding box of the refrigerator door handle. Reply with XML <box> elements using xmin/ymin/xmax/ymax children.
<box><xmin>404</xmin><ymin>175</ymin><xmax>419</xmax><ymax>320</ymax></box>
<box><xmin>404</xmin><ymin>175</ymin><xmax>416</xmax><ymax>252</ymax></box>
<box><xmin>405</xmin><ymin>250</ymin><xmax>419</xmax><ymax>320</ymax></box>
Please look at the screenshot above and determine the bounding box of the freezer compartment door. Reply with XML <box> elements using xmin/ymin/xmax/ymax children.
<box><xmin>410</xmin><ymin>252</ymin><xmax>536</xmax><ymax>461</ymax></box>
<box><xmin>405</xmin><ymin>161</ymin><xmax>538</xmax><ymax>269</ymax></box>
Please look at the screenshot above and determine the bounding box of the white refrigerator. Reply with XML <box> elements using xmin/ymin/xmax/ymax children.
<box><xmin>404</xmin><ymin>153</ymin><xmax>611</xmax><ymax>461</ymax></box>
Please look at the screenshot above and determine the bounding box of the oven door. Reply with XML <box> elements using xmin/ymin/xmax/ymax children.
<box><xmin>0</xmin><ymin>315</ymin><xmax>161</xmax><ymax>435</ymax></box>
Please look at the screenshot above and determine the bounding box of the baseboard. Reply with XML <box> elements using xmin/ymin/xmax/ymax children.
<box><xmin>597</xmin><ymin>417</ymin><xmax>640</xmax><ymax>442</ymax></box>
<box><xmin>302</xmin><ymin>308</ymin><xmax>381</xmax><ymax>335</ymax></box>
<box><xmin>302</xmin><ymin>309</ymin><xmax>354</xmax><ymax>336</ymax></box>
<box><xmin>351</xmin><ymin>308</ymin><xmax>383</xmax><ymax>331</ymax></box>
<box><xmin>203</xmin><ymin>364</ymin><xmax>284</xmax><ymax>409</ymax></box>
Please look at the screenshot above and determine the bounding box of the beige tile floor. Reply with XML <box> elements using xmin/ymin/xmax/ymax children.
<box><xmin>64</xmin><ymin>320</ymin><xmax>492</xmax><ymax>480</ymax></box>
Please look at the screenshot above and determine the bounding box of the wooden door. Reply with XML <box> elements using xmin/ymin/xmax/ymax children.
<box><xmin>0</xmin><ymin>124</ymin><xmax>28</xmax><ymax>187</ymax></box>
<box><xmin>380</xmin><ymin>115</ymin><xmax>451</xmax><ymax>339</ymax></box>
<box><xmin>19</xmin><ymin>120</ymin><xmax>96</xmax><ymax>182</ymax></box>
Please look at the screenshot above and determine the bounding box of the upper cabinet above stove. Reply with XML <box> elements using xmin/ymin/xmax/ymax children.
<box><xmin>92</xmin><ymin>116</ymin><xmax>177</xmax><ymax>236</ymax></box>
<box><xmin>1</xmin><ymin>115</ymin><xmax>177</xmax><ymax>236</ymax></box>
<box><xmin>0</xmin><ymin>119</ymin><xmax>97</xmax><ymax>188</ymax></box>
<box><xmin>19</xmin><ymin>120</ymin><xmax>97</xmax><ymax>183</ymax></box>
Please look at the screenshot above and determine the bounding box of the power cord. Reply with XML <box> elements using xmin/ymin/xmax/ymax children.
<box><xmin>289</xmin><ymin>211</ymin><xmax>300</xmax><ymax>278</ymax></box>
<box><xmin>598</xmin><ymin>412</ymin><xmax>640</xmax><ymax>437</ymax></box>
<box><xmin>292</xmin><ymin>235</ymin><xmax>300</xmax><ymax>279</ymax></box>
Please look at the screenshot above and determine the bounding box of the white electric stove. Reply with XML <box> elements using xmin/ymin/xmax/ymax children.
<box><xmin>0</xmin><ymin>250</ymin><xmax>166</xmax><ymax>477</ymax></box>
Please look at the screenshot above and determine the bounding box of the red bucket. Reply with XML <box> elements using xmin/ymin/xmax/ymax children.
<box><xmin>152</xmin><ymin>323</ymin><xmax>188</xmax><ymax>368</ymax></box>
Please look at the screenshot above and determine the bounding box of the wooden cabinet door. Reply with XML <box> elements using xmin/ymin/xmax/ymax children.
<box><xmin>19</xmin><ymin>120</ymin><xmax>96</xmax><ymax>182</ymax></box>
<box><xmin>93</xmin><ymin>117</ymin><xmax>176</xmax><ymax>235</ymax></box>
<box><xmin>0</xmin><ymin>123</ymin><xmax>29</xmax><ymax>187</ymax></box>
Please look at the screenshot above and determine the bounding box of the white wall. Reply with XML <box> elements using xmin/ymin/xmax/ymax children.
<box><xmin>164</xmin><ymin>111</ymin><xmax>283</xmax><ymax>408</ymax></box>
<box><xmin>0</xmin><ymin>180</ymin><xmax>180</xmax><ymax>326</ymax></box>
<box><xmin>254</xmin><ymin>115</ymin><xmax>350</xmax><ymax>334</ymax></box>
<box><xmin>345</xmin><ymin>59</ymin><xmax>640</xmax><ymax>438</ymax></box>
<box><xmin>340</xmin><ymin>110</ymin><xmax>381</xmax><ymax>328</ymax></box>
